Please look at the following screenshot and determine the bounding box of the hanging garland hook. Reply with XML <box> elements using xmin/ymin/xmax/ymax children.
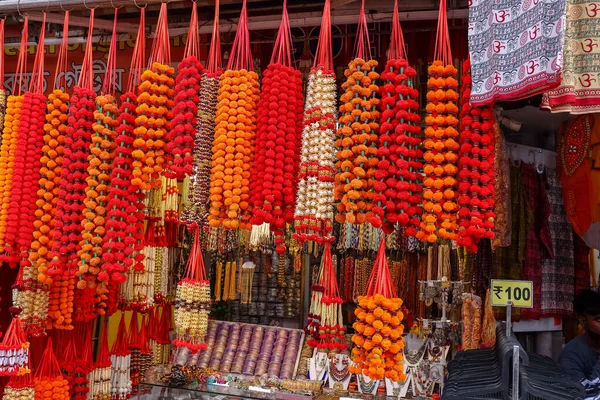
<box><xmin>83</xmin><ymin>0</ymin><xmax>98</xmax><ymax>11</ymax></box>
<box><xmin>60</xmin><ymin>0</ymin><xmax>74</xmax><ymax>12</ymax></box>
<box><xmin>16</xmin><ymin>0</ymin><xmax>29</xmax><ymax>19</ymax></box>
<box><xmin>133</xmin><ymin>0</ymin><xmax>147</xmax><ymax>9</ymax></box>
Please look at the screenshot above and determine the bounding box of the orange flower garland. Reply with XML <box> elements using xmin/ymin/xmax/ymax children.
<box><xmin>351</xmin><ymin>294</ymin><xmax>405</xmax><ymax>381</ymax></box>
<box><xmin>76</xmin><ymin>94</ymin><xmax>118</xmax><ymax>320</ymax></box>
<box><xmin>417</xmin><ymin>60</ymin><xmax>459</xmax><ymax>242</ymax></box>
<box><xmin>208</xmin><ymin>69</ymin><xmax>260</xmax><ymax>230</ymax></box>
<box><xmin>31</xmin><ymin>90</ymin><xmax>68</xmax><ymax>285</ymax></box>
<box><xmin>0</xmin><ymin>94</ymin><xmax>23</xmax><ymax>256</ymax></box>
<box><xmin>133</xmin><ymin>62</ymin><xmax>175</xmax><ymax>191</ymax></box>
<box><xmin>335</xmin><ymin>58</ymin><xmax>380</xmax><ymax>225</ymax></box>
<box><xmin>33</xmin><ymin>340</ymin><xmax>69</xmax><ymax>400</ymax></box>
<box><xmin>350</xmin><ymin>240</ymin><xmax>405</xmax><ymax>382</ymax></box>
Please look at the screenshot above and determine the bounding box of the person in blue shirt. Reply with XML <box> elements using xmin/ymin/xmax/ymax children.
<box><xmin>560</xmin><ymin>290</ymin><xmax>600</xmax><ymax>400</ymax></box>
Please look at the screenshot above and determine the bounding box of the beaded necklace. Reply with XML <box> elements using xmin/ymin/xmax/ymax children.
<box><xmin>214</xmin><ymin>260</ymin><xmax>223</xmax><ymax>301</ymax></box>
<box><xmin>329</xmin><ymin>357</ymin><xmax>350</xmax><ymax>382</ymax></box>
<box><xmin>358</xmin><ymin>375</ymin><xmax>377</xmax><ymax>394</ymax></box>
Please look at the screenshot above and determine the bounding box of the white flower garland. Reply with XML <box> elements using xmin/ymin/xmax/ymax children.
<box><xmin>294</xmin><ymin>67</ymin><xmax>337</xmax><ymax>242</ymax></box>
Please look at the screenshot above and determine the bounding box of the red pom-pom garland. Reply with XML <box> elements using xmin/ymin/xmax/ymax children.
<box><xmin>250</xmin><ymin>63</ymin><xmax>303</xmax><ymax>248</ymax></box>
<box><xmin>457</xmin><ymin>58</ymin><xmax>496</xmax><ymax>251</ymax></box>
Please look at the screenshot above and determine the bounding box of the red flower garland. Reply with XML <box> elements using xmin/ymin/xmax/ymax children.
<box><xmin>50</xmin><ymin>86</ymin><xmax>96</xmax><ymax>276</ymax></box>
<box><xmin>102</xmin><ymin>93</ymin><xmax>146</xmax><ymax>290</ymax></box>
<box><xmin>250</xmin><ymin>63</ymin><xmax>303</xmax><ymax>252</ymax></box>
<box><xmin>457</xmin><ymin>59</ymin><xmax>496</xmax><ymax>251</ymax></box>
<box><xmin>77</xmin><ymin>96</ymin><xmax>118</xmax><ymax>296</ymax></box>
<box><xmin>371</xmin><ymin>59</ymin><xmax>422</xmax><ymax>235</ymax></box>
<box><xmin>164</xmin><ymin>56</ymin><xmax>203</xmax><ymax>180</ymax></box>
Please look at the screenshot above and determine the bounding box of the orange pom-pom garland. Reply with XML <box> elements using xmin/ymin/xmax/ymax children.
<box><xmin>0</xmin><ymin>95</ymin><xmax>23</xmax><ymax>257</ymax></box>
<box><xmin>208</xmin><ymin>69</ymin><xmax>260</xmax><ymax>230</ymax></box>
<box><xmin>133</xmin><ymin>62</ymin><xmax>175</xmax><ymax>190</ymax></box>
<box><xmin>417</xmin><ymin>61</ymin><xmax>459</xmax><ymax>242</ymax></box>
<box><xmin>75</xmin><ymin>94</ymin><xmax>118</xmax><ymax>320</ymax></box>
<box><xmin>335</xmin><ymin>58</ymin><xmax>380</xmax><ymax>226</ymax></box>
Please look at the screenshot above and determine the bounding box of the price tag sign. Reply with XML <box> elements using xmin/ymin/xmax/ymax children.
<box><xmin>490</xmin><ymin>279</ymin><xmax>533</xmax><ymax>308</ymax></box>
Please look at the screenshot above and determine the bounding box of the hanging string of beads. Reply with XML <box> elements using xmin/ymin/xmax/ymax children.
<box><xmin>173</xmin><ymin>228</ymin><xmax>211</xmax><ymax>353</ymax></box>
<box><xmin>87</xmin><ymin>322</ymin><xmax>111</xmax><ymax>400</ymax></box>
<box><xmin>294</xmin><ymin>0</ymin><xmax>337</xmax><ymax>243</ymax></box>
<box><xmin>110</xmin><ymin>314</ymin><xmax>132</xmax><ymax>399</ymax></box>
<box><xmin>306</xmin><ymin>242</ymin><xmax>346</xmax><ymax>350</ymax></box>
<box><xmin>180</xmin><ymin>0</ymin><xmax>222</xmax><ymax>227</ymax></box>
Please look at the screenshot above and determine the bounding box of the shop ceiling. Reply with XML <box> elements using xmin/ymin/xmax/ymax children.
<box><xmin>0</xmin><ymin>0</ymin><xmax>468</xmax><ymax>40</ymax></box>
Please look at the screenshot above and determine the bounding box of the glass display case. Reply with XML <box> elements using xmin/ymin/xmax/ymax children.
<box><xmin>138</xmin><ymin>383</ymin><xmax>313</xmax><ymax>400</ymax></box>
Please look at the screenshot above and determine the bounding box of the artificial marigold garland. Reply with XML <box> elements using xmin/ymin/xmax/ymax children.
<box><xmin>335</xmin><ymin>58</ymin><xmax>380</xmax><ymax>225</ymax></box>
<box><xmin>250</xmin><ymin>63</ymin><xmax>303</xmax><ymax>238</ymax></box>
<box><xmin>164</xmin><ymin>2</ymin><xmax>203</xmax><ymax>181</ymax></box>
<box><xmin>134</xmin><ymin>62</ymin><xmax>175</xmax><ymax>190</ymax></box>
<box><xmin>371</xmin><ymin>59</ymin><xmax>422</xmax><ymax>235</ymax></box>
<box><xmin>416</xmin><ymin>60</ymin><xmax>459</xmax><ymax>243</ymax></box>
<box><xmin>457</xmin><ymin>59</ymin><xmax>495</xmax><ymax>252</ymax></box>
<box><xmin>350</xmin><ymin>239</ymin><xmax>405</xmax><ymax>382</ymax></box>
<box><xmin>31</xmin><ymin>89</ymin><xmax>68</xmax><ymax>285</ymax></box>
<box><xmin>8</xmin><ymin>90</ymin><xmax>47</xmax><ymax>266</ymax></box>
<box><xmin>77</xmin><ymin>95</ymin><xmax>118</xmax><ymax>295</ymax></box>
<box><xmin>47</xmin><ymin>50</ymin><xmax>94</xmax><ymax>329</ymax></box>
<box><xmin>33</xmin><ymin>339</ymin><xmax>70</xmax><ymax>400</ymax></box>
<box><xmin>101</xmin><ymin>9</ymin><xmax>147</xmax><ymax>298</ymax></box>
<box><xmin>249</xmin><ymin>0</ymin><xmax>303</xmax><ymax>252</ymax></box>
<box><xmin>209</xmin><ymin>68</ymin><xmax>260</xmax><ymax>230</ymax></box>
<box><xmin>0</xmin><ymin>94</ymin><xmax>22</xmax><ymax>256</ymax></box>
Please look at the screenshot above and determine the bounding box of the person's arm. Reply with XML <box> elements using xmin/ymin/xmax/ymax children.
<box><xmin>560</xmin><ymin>350</ymin><xmax>587</xmax><ymax>382</ymax></box>
<box><xmin>561</xmin><ymin>352</ymin><xmax>600</xmax><ymax>400</ymax></box>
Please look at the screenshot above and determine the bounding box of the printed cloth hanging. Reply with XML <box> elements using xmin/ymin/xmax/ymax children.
<box><xmin>557</xmin><ymin>115</ymin><xmax>594</xmax><ymax>237</ymax></box>
<box><xmin>541</xmin><ymin>168</ymin><xmax>575</xmax><ymax>317</ymax></box>
<box><xmin>520</xmin><ymin>164</ymin><xmax>552</xmax><ymax>320</ymax></box>
<box><xmin>541</xmin><ymin>0</ymin><xmax>600</xmax><ymax>113</ymax></box>
<box><xmin>468</xmin><ymin>0</ymin><xmax>566</xmax><ymax>106</ymax></box>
